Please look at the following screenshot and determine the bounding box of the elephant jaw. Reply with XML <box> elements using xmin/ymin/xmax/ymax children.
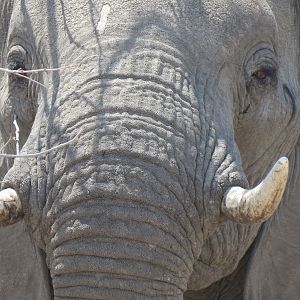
<box><xmin>222</xmin><ymin>157</ymin><xmax>289</xmax><ymax>223</ymax></box>
<box><xmin>0</xmin><ymin>188</ymin><xmax>22</xmax><ymax>226</ymax></box>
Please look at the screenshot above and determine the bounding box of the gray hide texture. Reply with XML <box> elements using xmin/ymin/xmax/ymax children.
<box><xmin>189</xmin><ymin>2</ymin><xmax>300</xmax><ymax>299</ymax></box>
<box><xmin>0</xmin><ymin>1</ymin><xmax>51</xmax><ymax>299</ymax></box>
<box><xmin>242</xmin><ymin>141</ymin><xmax>300</xmax><ymax>300</ymax></box>
<box><xmin>0</xmin><ymin>0</ymin><xmax>300</xmax><ymax>299</ymax></box>
<box><xmin>0</xmin><ymin>136</ymin><xmax>51</xmax><ymax>299</ymax></box>
<box><xmin>0</xmin><ymin>221</ymin><xmax>51</xmax><ymax>300</ymax></box>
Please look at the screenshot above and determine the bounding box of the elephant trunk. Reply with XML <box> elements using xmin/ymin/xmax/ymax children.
<box><xmin>45</xmin><ymin>159</ymin><xmax>199</xmax><ymax>299</ymax></box>
<box><xmin>50</xmin><ymin>234</ymin><xmax>186</xmax><ymax>299</ymax></box>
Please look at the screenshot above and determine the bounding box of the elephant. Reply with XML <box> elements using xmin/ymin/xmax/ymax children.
<box><xmin>0</xmin><ymin>0</ymin><xmax>299</xmax><ymax>299</ymax></box>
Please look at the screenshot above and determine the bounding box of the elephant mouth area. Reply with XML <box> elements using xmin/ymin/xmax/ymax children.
<box><xmin>42</xmin><ymin>155</ymin><xmax>204</xmax><ymax>276</ymax></box>
<box><xmin>40</xmin><ymin>153</ymin><xmax>205</xmax><ymax>298</ymax></box>
<box><xmin>45</xmin><ymin>200</ymin><xmax>198</xmax><ymax>299</ymax></box>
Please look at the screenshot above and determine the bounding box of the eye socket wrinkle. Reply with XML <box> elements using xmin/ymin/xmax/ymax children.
<box><xmin>244</xmin><ymin>45</ymin><xmax>278</xmax><ymax>89</ymax></box>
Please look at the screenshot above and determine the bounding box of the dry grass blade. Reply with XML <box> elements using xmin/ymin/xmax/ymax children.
<box><xmin>0</xmin><ymin>64</ymin><xmax>83</xmax><ymax>88</ymax></box>
<box><xmin>0</xmin><ymin>67</ymin><xmax>46</xmax><ymax>87</ymax></box>
<box><xmin>0</xmin><ymin>137</ymin><xmax>13</xmax><ymax>153</ymax></box>
<box><xmin>0</xmin><ymin>131</ymin><xmax>81</xmax><ymax>158</ymax></box>
<box><xmin>15</xmin><ymin>65</ymin><xmax>82</xmax><ymax>74</ymax></box>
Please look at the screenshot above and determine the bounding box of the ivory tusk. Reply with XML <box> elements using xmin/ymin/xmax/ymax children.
<box><xmin>0</xmin><ymin>188</ymin><xmax>22</xmax><ymax>226</ymax></box>
<box><xmin>222</xmin><ymin>157</ymin><xmax>289</xmax><ymax>223</ymax></box>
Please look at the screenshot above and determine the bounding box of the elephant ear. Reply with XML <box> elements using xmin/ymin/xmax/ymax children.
<box><xmin>0</xmin><ymin>0</ymin><xmax>13</xmax><ymax>179</ymax></box>
<box><xmin>0</xmin><ymin>0</ymin><xmax>13</xmax><ymax>67</ymax></box>
<box><xmin>0</xmin><ymin>3</ymin><xmax>52</xmax><ymax>299</ymax></box>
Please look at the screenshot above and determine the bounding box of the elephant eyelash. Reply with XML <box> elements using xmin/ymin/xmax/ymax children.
<box><xmin>250</xmin><ymin>65</ymin><xmax>277</xmax><ymax>87</ymax></box>
<box><xmin>6</xmin><ymin>60</ymin><xmax>29</xmax><ymax>83</ymax></box>
<box><xmin>8</xmin><ymin>61</ymin><xmax>26</xmax><ymax>72</ymax></box>
<box><xmin>252</xmin><ymin>65</ymin><xmax>275</xmax><ymax>80</ymax></box>
<box><xmin>244</xmin><ymin>45</ymin><xmax>278</xmax><ymax>89</ymax></box>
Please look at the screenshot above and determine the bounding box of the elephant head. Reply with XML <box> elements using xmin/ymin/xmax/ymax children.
<box><xmin>0</xmin><ymin>0</ymin><xmax>299</xmax><ymax>299</ymax></box>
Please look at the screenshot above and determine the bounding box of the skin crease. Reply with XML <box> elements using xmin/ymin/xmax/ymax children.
<box><xmin>0</xmin><ymin>1</ymin><xmax>299</xmax><ymax>300</ymax></box>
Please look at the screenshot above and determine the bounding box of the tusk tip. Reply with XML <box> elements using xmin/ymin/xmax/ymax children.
<box><xmin>273</xmin><ymin>157</ymin><xmax>289</xmax><ymax>173</ymax></box>
<box><xmin>222</xmin><ymin>157</ymin><xmax>289</xmax><ymax>224</ymax></box>
<box><xmin>0</xmin><ymin>188</ymin><xmax>22</xmax><ymax>226</ymax></box>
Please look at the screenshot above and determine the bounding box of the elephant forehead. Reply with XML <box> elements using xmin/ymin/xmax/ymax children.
<box><xmin>59</xmin><ymin>0</ymin><xmax>276</xmax><ymax>32</ymax></box>
<box><xmin>194</xmin><ymin>0</ymin><xmax>277</xmax><ymax>53</ymax></box>
<box><xmin>53</xmin><ymin>0</ymin><xmax>277</xmax><ymax>57</ymax></box>
<box><xmin>201</xmin><ymin>0</ymin><xmax>275</xmax><ymax>29</ymax></box>
<box><xmin>14</xmin><ymin>0</ymin><xmax>291</xmax><ymax>70</ymax></box>
<box><xmin>19</xmin><ymin>0</ymin><xmax>278</xmax><ymax>36</ymax></box>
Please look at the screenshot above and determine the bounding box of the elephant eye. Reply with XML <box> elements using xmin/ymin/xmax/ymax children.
<box><xmin>251</xmin><ymin>65</ymin><xmax>276</xmax><ymax>86</ymax></box>
<box><xmin>8</xmin><ymin>61</ymin><xmax>27</xmax><ymax>76</ymax></box>
<box><xmin>7</xmin><ymin>45</ymin><xmax>30</xmax><ymax>82</ymax></box>
<box><xmin>244</xmin><ymin>45</ymin><xmax>278</xmax><ymax>90</ymax></box>
<box><xmin>253</xmin><ymin>68</ymin><xmax>267</xmax><ymax>81</ymax></box>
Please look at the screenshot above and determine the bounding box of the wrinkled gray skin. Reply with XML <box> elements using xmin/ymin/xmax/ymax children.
<box><xmin>0</xmin><ymin>0</ymin><xmax>299</xmax><ymax>299</ymax></box>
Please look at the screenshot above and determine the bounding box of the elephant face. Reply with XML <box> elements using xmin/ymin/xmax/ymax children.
<box><xmin>0</xmin><ymin>0</ymin><xmax>299</xmax><ymax>299</ymax></box>
<box><xmin>235</xmin><ymin>1</ymin><xmax>300</xmax><ymax>182</ymax></box>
